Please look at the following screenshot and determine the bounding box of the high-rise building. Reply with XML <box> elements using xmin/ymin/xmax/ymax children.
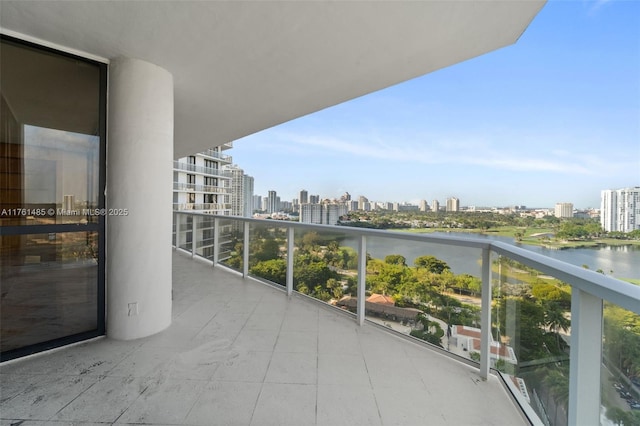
<box><xmin>419</xmin><ymin>200</ymin><xmax>429</xmax><ymax>212</ymax></box>
<box><xmin>226</xmin><ymin>165</ymin><xmax>244</xmax><ymax>217</ymax></box>
<box><xmin>554</xmin><ymin>202</ymin><xmax>574</xmax><ymax>219</ymax></box>
<box><xmin>358</xmin><ymin>196</ymin><xmax>369</xmax><ymax>211</ymax></box>
<box><xmin>300</xmin><ymin>203</ymin><xmax>323</xmax><ymax>224</ymax></box>
<box><xmin>309</xmin><ymin>194</ymin><xmax>320</xmax><ymax>204</ymax></box>
<box><xmin>173</xmin><ymin>146</ymin><xmax>232</xmax><ymax>214</ymax></box>
<box><xmin>252</xmin><ymin>195</ymin><xmax>262</xmax><ymax>213</ymax></box>
<box><xmin>446</xmin><ymin>197</ymin><xmax>459</xmax><ymax>212</ymax></box>
<box><xmin>299</xmin><ymin>189</ymin><xmax>308</xmax><ymax>204</ymax></box>
<box><xmin>300</xmin><ymin>202</ymin><xmax>347</xmax><ymax>225</ymax></box>
<box><xmin>601</xmin><ymin>187</ymin><xmax>640</xmax><ymax>232</ymax></box>
<box><xmin>243</xmin><ymin>175</ymin><xmax>255</xmax><ymax>217</ymax></box>
<box><xmin>267</xmin><ymin>190</ymin><xmax>279</xmax><ymax>214</ymax></box>
<box><xmin>432</xmin><ymin>200</ymin><xmax>440</xmax><ymax>212</ymax></box>
<box><xmin>223</xmin><ymin>164</ymin><xmax>254</xmax><ymax>218</ymax></box>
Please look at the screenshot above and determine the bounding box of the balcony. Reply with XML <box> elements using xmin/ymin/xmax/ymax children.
<box><xmin>2</xmin><ymin>213</ymin><xmax>639</xmax><ymax>425</ymax></box>
<box><xmin>199</xmin><ymin>148</ymin><xmax>233</xmax><ymax>163</ymax></box>
<box><xmin>173</xmin><ymin>203</ymin><xmax>232</xmax><ymax>213</ymax></box>
<box><xmin>173</xmin><ymin>182</ymin><xmax>231</xmax><ymax>195</ymax></box>
<box><xmin>173</xmin><ymin>161</ymin><xmax>233</xmax><ymax>178</ymax></box>
<box><xmin>0</xmin><ymin>251</ymin><xmax>526</xmax><ymax>425</ymax></box>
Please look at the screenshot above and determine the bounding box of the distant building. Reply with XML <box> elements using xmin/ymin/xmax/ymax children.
<box><xmin>432</xmin><ymin>200</ymin><xmax>440</xmax><ymax>212</ymax></box>
<box><xmin>299</xmin><ymin>202</ymin><xmax>347</xmax><ymax>225</ymax></box>
<box><xmin>299</xmin><ymin>189</ymin><xmax>308</xmax><ymax>205</ymax></box>
<box><xmin>601</xmin><ymin>187</ymin><xmax>640</xmax><ymax>232</ymax></box>
<box><xmin>554</xmin><ymin>202</ymin><xmax>574</xmax><ymax>218</ymax></box>
<box><xmin>446</xmin><ymin>197</ymin><xmax>459</xmax><ymax>212</ymax></box>
<box><xmin>419</xmin><ymin>200</ymin><xmax>429</xmax><ymax>212</ymax></box>
<box><xmin>309</xmin><ymin>194</ymin><xmax>320</xmax><ymax>204</ymax></box>
<box><xmin>267</xmin><ymin>190</ymin><xmax>279</xmax><ymax>214</ymax></box>
<box><xmin>252</xmin><ymin>195</ymin><xmax>262</xmax><ymax>212</ymax></box>
<box><xmin>225</xmin><ymin>165</ymin><xmax>254</xmax><ymax>217</ymax></box>
<box><xmin>358</xmin><ymin>195</ymin><xmax>369</xmax><ymax>211</ymax></box>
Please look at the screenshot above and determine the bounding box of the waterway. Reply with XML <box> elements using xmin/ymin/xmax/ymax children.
<box><xmin>342</xmin><ymin>232</ymin><xmax>640</xmax><ymax>281</ymax></box>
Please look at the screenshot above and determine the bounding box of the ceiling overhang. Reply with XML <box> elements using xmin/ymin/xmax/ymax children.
<box><xmin>0</xmin><ymin>1</ymin><xmax>546</xmax><ymax>158</ymax></box>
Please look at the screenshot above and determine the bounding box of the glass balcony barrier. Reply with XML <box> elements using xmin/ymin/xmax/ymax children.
<box><xmin>173</xmin><ymin>182</ymin><xmax>230</xmax><ymax>194</ymax></box>
<box><xmin>172</xmin><ymin>203</ymin><xmax>231</xmax><ymax>212</ymax></box>
<box><xmin>602</xmin><ymin>302</ymin><xmax>640</xmax><ymax>426</ymax></box>
<box><xmin>172</xmin><ymin>161</ymin><xmax>233</xmax><ymax>178</ymax></box>
<box><xmin>172</xmin><ymin>212</ymin><xmax>640</xmax><ymax>426</ymax></box>
<box><xmin>199</xmin><ymin>148</ymin><xmax>232</xmax><ymax>162</ymax></box>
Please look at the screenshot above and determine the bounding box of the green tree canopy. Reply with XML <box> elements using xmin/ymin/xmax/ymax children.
<box><xmin>414</xmin><ymin>255</ymin><xmax>450</xmax><ymax>274</ymax></box>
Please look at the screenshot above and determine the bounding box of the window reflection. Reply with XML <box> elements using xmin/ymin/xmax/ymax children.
<box><xmin>0</xmin><ymin>232</ymin><xmax>99</xmax><ymax>352</ymax></box>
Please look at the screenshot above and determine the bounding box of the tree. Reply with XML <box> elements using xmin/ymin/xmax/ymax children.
<box><xmin>414</xmin><ymin>255</ymin><xmax>450</xmax><ymax>274</ymax></box>
<box><xmin>606</xmin><ymin>407</ymin><xmax>631</xmax><ymax>426</ymax></box>
<box><xmin>544</xmin><ymin>302</ymin><xmax>570</xmax><ymax>351</ymax></box>
<box><xmin>384</xmin><ymin>254</ymin><xmax>406</xmax><ymax>266</ymax></box>
<box><xmin>250</xmin><ymin>259</ymin><xmax>286</xmax><ymax>285</ymax></box>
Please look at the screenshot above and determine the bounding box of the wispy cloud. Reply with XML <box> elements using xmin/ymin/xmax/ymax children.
<box><xmin>588</xmin><ymin>0</ymin><xmax>614</xmax><ymax>15</ymax></box>
<box><xmin>273</xmin><ymin>130</ymin><xmax>608</xmax><ymax>175</ymax></box>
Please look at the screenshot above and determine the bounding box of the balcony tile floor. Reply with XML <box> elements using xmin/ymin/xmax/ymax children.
<box><xmin>0</xmin><ymin>252</ymin><xmax>527</xmax><ymax>425</ymax></box>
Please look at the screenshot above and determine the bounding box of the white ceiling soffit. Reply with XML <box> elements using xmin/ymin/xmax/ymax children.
<box><xmin>1</xmin><ymin>1</ymin><xmax>545</xmax><ymax>158</ymax></box>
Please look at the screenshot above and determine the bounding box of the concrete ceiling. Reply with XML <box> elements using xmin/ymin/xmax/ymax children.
<box><xmin>1</xmin><ymin>1</ymin><xmax>545</xmax><ymax>158</ymax></box>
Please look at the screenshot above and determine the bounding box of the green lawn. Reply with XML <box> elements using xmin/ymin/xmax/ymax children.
<box><xmin>395</xmin><ymin>226</ymin><xmax>640</xmax><ymax>249</ymax></box>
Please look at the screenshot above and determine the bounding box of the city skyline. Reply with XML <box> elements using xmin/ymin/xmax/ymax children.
<box><xmin>230</xmin><ymin>0</ymin><xmax>639</xmax><ymax>209</ymax></box>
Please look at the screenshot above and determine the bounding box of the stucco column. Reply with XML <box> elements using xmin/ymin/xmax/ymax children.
<box><xmin>106</xmin><ymin>57</ymin><xmax>173</xmax><ymax>340</ymax></box>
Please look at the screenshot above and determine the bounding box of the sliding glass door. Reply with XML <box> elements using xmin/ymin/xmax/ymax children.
<box><xmin>0</xmin><ymin>35</ymin><xmax>106</xmax><ymax>360</ymax></box>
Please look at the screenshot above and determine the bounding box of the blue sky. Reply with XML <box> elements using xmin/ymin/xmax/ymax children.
<box><xmin>231</xmin><ymin>0</ymin><xmax>640</xmax><ymax>209</ymax></box>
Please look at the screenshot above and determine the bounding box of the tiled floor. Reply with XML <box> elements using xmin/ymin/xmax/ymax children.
<box><xmin>0</xmin><ymin>251</ymin><xmax>527</xmax><ymax>425</ymax></box>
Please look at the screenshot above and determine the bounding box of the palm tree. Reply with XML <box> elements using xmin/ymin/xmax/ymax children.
<box><xmin>544</xmin><ymin>302</ymin><xmax>570</xmax><ymax>352</ymax></box>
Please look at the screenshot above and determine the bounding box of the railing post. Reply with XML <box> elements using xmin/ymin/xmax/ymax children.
<box><xmin>568</xmin><ymin>289</ymin><xmax>602</xmax><ymax>425</ymax></box>
<box><xmin>243</xmin><ymin>221</ymin><xmax>250</xmax><ymax>277</ymax></box>
<box><xmin>213</xmin><ymin>217</ymin><xmax>220</xmax><ymax>267</ymax></box>
<box><xmin>357</xmin><ymin>235</ymin><xmax>367</xmax><ymax>326</ymax></box>
<box><xmin>479</xmin><ymin>247</ymin><xmax>492</xmax><ymax>379</ymax></box>
<box><xmin>286</xmin><ymin>226</ymin><xmax>294</xmax><ymax>296</ymax></box>
<box><xmin>191</xmin><ymin>215</ymin><xmax>198</xmax><ymax>258</ymax></box>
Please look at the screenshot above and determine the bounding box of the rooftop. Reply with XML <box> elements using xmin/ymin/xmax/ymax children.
<box><xmin>0</xmin><ymin>251</ymin><xmax>526</xmax><ymax>425</ymax></box>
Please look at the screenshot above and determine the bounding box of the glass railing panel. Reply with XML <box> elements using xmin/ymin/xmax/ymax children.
<box><xmin>246</xmin><ymin>222</ymin><xmax>287</xmax><ymax>287</ymax></box>
<box><xmin>292</xmin><ymin>228</ymin><xmax>352</xmax><ymax>306</ymax></box>
<box><xmin>492</xmin><ymin>254</ymin><xmax>571</xmax><ymax>426</ymax></box>
<box><xmin>176</xmin><ymin>214</ymin><xmax>193</xmax><ymax>252</ymax></box>
<box><xmin>341</xmin><ymin>234</ymin><xmax>482</xmax><ymax>347</ymax></box>
<box><xmin>218</xmin><ymin>217</ymin><xmax>244</xmax><ymax>272</ymax></box>
<box><xmin>192</xmin><ymin>214</ymin><xmax>215</xmax><ymax>261</ymax></box>
<box><xmin>213</xmin><ymin>217</ymin><xmax>235</xmax><ymax>265</ymax></box>
<box><xmin>602</xmin><ymin>302</ymin><xmax>640</xmax><ymax>426</ymax></box>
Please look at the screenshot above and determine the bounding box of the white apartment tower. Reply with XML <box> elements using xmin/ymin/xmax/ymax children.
<box><xmin>173</xmin><ymin>144</ymin><xmax>233</xmax><ymax>214</ymax></box>
<box><xmin>244</xmin><ymin>175</ymin><xmax>255</xmax><ymax>217</ymax></box>
<box><xmin>554</xmin><ymin>202</ymin><xmax>574</xmax><ymax>218</ymax></box>
<box><xmin>601</xmin><ymin>187</ymin><xmax>640</xmax><ymax>232</ymax></box>
<box><xmin>432</xmin><ymin>200</ymin><xmax>440</xmax><ymax>212</ymax></box>
<box><xmin>300</xmin><ymin>203</ymin><xmax>347</xmax><ymax>225</ymax></box>
<box><xmin>446</xmin><ymin>197</ymin><xmax>460</xmax><ymax>212</ymax></box>
<box><xmin>224</xmin><ymin>164</ymin><xmax>255</xmax><ymax>218</ymax></box>
<box><xmin>419</xmin><ymin>200</ymin><xmax>429</xmax><ymax>212</ymax></box>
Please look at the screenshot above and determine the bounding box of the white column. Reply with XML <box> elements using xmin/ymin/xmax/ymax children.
<box><xmin>107</xmin><ymin>57</ymin><xmax>173</xmax><ymax>340</ymax></box>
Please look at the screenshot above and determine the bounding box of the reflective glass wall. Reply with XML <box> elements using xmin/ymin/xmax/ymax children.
<box><xmin>0</xmin><ymin>36</ymin><xmax>106</xmax><ymax>360</ymax></box>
